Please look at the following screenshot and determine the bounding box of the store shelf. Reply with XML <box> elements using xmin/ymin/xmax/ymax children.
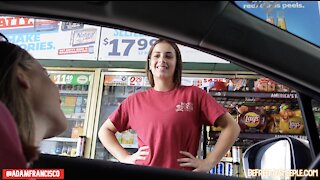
<box><xmin>210</xmin><ymin>131</ymin><xmax>307</xmax><ymax>140</ymax></box>
<box><xmin>65</xmin><ymin>113</ymin><xmax>86</xmax><ymax>119</ymax></box>
<box><xmin>221</xmin><ymin>157</ymin><xmax>233</xmax><ymax>163</ymax></box>
<box><xmin>239</xmin><ymin>132</ymin><xmax>307</xmax><ymax>140</ymax></box>
<box><xmin>67</xmin><ymin>117</ymin><xmax>85</xmax><ymax>121</ymax></box>
<box><xmin>44</xmin><ymin>137</ymin><xmax>78</xmax><ymax>143</ymax></box>
<box><xmin>104</xmin><ymin>95</ymin><xmax>128</xmax><ymax>99</ymax></box>
<box><xmin>121</xmin><ymin>143</ymin><xmax>138</xmax><ymax>149</ymax></box>
<box><xmin>59</xmin><ymin>90</ymin><xmax>88</xmax><ymax>95</ymax></box>
<box><xmin>209</xmin><ymin>91</ymin><xmax>298</xmax><ymax>108</ymax></box>
<box><xmin>210</xmin><ymin>91</ymin><xmax>297</xmax><ymax>99</ymax></box>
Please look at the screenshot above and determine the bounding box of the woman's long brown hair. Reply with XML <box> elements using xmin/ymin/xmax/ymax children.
<box><xmin>0</xmin><ymin>42</ymin><xmax>38</xmax><ymax>162</ymax></box>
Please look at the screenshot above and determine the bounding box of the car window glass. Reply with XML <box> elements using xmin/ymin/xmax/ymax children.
<box><xmin>311</xmin><ymin>99</ymin><xmax>320</xmax><ymax>137</ymax></box>
<box><xmin>0</xmin><ymin>14</ymin><xmax>313</xmax><ymax>178</ymax></box>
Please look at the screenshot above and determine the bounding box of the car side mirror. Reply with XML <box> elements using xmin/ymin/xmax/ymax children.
<box><xmin>242</xmin><ymin>136</ymin><xmax>311</xmax><ymax>180</ymax></box>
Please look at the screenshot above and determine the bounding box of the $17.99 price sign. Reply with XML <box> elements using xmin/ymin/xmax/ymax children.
<box><xmin>98</xmin><ymin>28</ymin><xmax>157</xmax><ymax>61</ymax></box>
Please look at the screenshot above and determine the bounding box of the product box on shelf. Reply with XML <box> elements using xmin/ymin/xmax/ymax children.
<box><xmin>278</xmin><ymin>104</ymin><xmax>304</xmax><ymax>135</ymax></box>
<box><xmin>237</xmin><ymin>105</ymin><xmax>267</xmax><ymax>133</ymax></box>
<box><xmin>227</xmin><ymin>79</ymin><xmax>248</xmax><ymax>91</ymax></box>
<box><xmin>254</xmin><ymin>78</ymin><xmax>292</xmax><ymax>92</ymax></box>
<box><xmin>237</xmin><ymin>104</ymin><xmax>304</xmax><ymax>135</ymax></box>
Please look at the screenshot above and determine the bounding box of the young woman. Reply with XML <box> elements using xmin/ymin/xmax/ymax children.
<box><xmin>0</xmin><ymin>36</ymin><xmax>67</xmax><ymax>167</ymax></box>
<box><xmin>98</xmin><ymin>39</ymin><xmax>240</xmax><ymax>172</ymax></box>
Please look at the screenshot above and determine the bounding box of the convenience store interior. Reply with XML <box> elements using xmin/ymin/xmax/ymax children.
<box><xmin>1</xmin><ymin>1</ymin><xmax>320</xmax><ymax>179</ymax></box>
<box><xmin>37</xmin><ymin>57</ymin><xmax>314</xmax><ymax>178</ymax></box>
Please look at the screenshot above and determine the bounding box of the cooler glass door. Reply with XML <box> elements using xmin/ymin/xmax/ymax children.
<box><xmin>92</xmin><ymin>72</ymin><xmax>150</xmax><ymax>161</ymax></box>
<box><xmin>39</xmin><ymin>70</ymin><xmax>94</xmax><ymax>157</ymax></box>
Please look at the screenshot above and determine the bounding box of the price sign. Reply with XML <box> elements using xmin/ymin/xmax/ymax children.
<box><xmin>52</xmin><ymin>74</ymin><xmax>74</xmax><ymax>84</ymax></box>
<box><xmin>99</xmin><ymin>28</ymin><xmax>157</xmax><ymax>60</ymax></box>
<box><xmin>98</xmin><ymin>27</ymin><xmax>228</xmax><ymax>63</ymax></box>
<box><xmin>104</xmin><ymin>75</ymin><xmax>127</xmax><ymax>86</ymax></box>
<box><xmin>50</xmin><ymin>74</ymin><xmax>90</xmax><ymax>85</ymax></box>
<box><xmin>128</xmin><ymin>76</ymin><xmax>144</xmax><ymax>86</ymax></box>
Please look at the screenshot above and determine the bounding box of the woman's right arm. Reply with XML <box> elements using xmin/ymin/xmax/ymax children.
<box><xmin>98</xmin><ymin>119</ymin><xmax>131</xmax><ymax>163</ymax></box>
<box><xmin>98</xmin><ymin>119</ymin><xmax>149</xmax><ymax>164</ymax></box>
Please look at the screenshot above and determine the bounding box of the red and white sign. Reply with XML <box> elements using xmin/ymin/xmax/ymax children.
<box><xmin>2</xmin><ymin>169</ymin><xmax>64</xmax><ymax>179</ymax></box>
<box><xmin>0</xmin><ymin>17</ymin><xmax>33</xmax><ymax>28</ymax></box>
<box><xmin>128</xmin><ymin>76</ymin><xmax>144</xmax><ymax>86</ymax></box>
<box><xmin>0</xmin><ymin>16</ymin><xmax>101</xmax><ymax>61</ymax></box>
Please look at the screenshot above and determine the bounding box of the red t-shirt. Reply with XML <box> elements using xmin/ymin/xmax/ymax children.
<box><xmin>109</xmin><ymin>86</ymin><xmax>227</xmax><ymax>170</ymax></box>
<box><xmin>0</xmin><ymin>102</ymin><xmax>27</xmax><ymax>169</ymax></box>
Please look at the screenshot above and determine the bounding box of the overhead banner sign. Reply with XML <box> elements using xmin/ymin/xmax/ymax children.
<box><xmin>0</xmin><ymin>16</ymin><xmax>228</xmax><ymax>63</ymax></box>
<box><xmin>98</xmin><ymin>27</ymin><xmax>229</xmax><ymax>63</ymax></box>
<box><xmin>0</xmin><ymin>16</ymin><xmax>101</xmax><ymax>60</ymax></box>
<box><xmin>235</xmin><ymin>1</ymin><xmax>320</xmax><ymax>47</ymax></box>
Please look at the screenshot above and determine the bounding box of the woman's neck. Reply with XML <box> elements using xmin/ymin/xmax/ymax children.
<box><xmin>34</xmin><ymin>122</ymin><xmax>48</xmax><ymax>146</ymax></box>
<box><xmin>32</xmin><ymin>113</ymin><xmax>49</xmax><ymax>147</ymax></box>
<box><xmin>153</xmin><ymin>80</ymin><xmax>175</xmax><ymax>92</ymax></box>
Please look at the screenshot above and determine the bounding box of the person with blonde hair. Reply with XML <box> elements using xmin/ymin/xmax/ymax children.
<box><xmin>0</xmin><ymin>33</ymin><xmax>67</xmax><ymax>168</ymax></box>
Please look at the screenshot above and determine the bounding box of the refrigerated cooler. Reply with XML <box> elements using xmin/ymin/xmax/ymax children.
<box><xmin>91</xmin><ymin>71</ymin><xmax>149</xmax><ymax>161</ymax></box>
<box><xmin>39</xmin><ymin>68</ymin><xmax>99</xmax><ymax>158</ymax></box>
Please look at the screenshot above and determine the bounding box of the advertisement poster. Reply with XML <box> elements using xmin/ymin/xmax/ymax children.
<box><xmin>0</xmin><ymin>16</ymin><xmax>229</xmax><ymax>63</ymax></box>
<box><xmin>181</xmin><ymin>77</ymin><xmax>227</xmax><ymax>89</ymax></box>
<box><xmin>98</xmin><ymin>27</ymin><xmax>229</xmax><ymax>63</ymax></box>
<box><xmin>0</xmin><ymin>16</ymin><xmax>101</xmax><ymax>60</ymax></box>
<box><xmin>235</xmin><ymin>1</ymin><xmax>320</xmax><ymax>47</ymax></box>
<box><xmin>104</xmin><ymin>75</ymin><xmax>150</xmax><ymax>87</ymax></box>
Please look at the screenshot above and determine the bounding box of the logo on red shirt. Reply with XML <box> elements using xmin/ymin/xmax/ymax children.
<box><xmin>176</xmin><ymin>102</ymin><xmax>193</xmax><ymax>112</ymax></box>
